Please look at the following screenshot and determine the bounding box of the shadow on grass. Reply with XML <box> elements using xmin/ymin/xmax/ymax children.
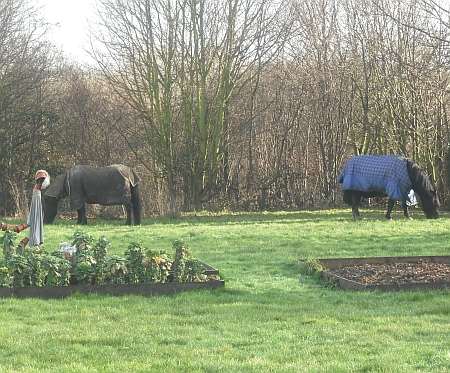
<box><xmin>47</xmin><ymin>211</ymin><xmax>342</xmax><ymax>227</ymax></box>
<box><xmin>45</xmin><ymin>209</ymin><xmax>450</xmax><ymax>228</ymax></box>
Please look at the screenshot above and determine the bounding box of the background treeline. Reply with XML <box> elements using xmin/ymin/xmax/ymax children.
<box><xmin>1</xmin><ymin>0</ymin><xmax>449</xmax><ymax>217</ymax></box>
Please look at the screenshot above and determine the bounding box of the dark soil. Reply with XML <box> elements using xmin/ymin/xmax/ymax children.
<box><xmin>329</xmin><ymin>261</ymin><xmax>450</xmax><ymax>285</ymax></box>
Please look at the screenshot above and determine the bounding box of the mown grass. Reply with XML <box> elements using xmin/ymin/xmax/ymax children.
<box><xmin>1</xmin><ymin>209</ymin><xmax>450</xmax><ymax>372</ymax></box>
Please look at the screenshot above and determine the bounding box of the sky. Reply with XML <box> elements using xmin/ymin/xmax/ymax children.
<box><xmin>37</xmin><ymin>0</ymin><xmax>97</xmax><ymax>64</ymax></box>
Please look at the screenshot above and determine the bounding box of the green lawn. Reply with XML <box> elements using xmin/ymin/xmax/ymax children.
<box><xmin>1</xmin><ymin>209</ymin><xmax>450</xmax><ymax>372</ymax></box>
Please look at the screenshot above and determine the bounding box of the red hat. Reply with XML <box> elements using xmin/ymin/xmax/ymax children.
<box><xmin>35</xmin><ymin>170</ymin><xmax>49</xmax><ymax>180</ymax></box>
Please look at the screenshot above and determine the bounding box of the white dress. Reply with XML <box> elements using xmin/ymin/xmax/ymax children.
<box><xmin>27</xmin><ymin>188</ymin><xmax>44</xmax><ymax>246</ymax></box>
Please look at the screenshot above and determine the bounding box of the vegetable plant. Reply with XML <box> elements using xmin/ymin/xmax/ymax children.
<box><xmin>0</xmin><ymin>230</ymin><xmax>215</xmax><ymax>288</ymax></box>
<box><xmin>104</xmin><ymin>255</ymin><xmax>128</xmax><ymax>284</ymax></box>
<box><xmin>143</xmin><ymin>250</ymin><xmax>172</xmax><ymax>283</ymax></box>
<box><xmin>125</xmin><ymin>243</ymin><xmax>145</xmax><ymax>284</ymax></box>
<box><xmin>172</xmin><ymin>240</ymin><xmax>190</xmax><ymax>282</ymax></box>
<box><xmin>93</xmin><ymin>236</ymin><xmax>110</xmax><ymax>284</ymax></box>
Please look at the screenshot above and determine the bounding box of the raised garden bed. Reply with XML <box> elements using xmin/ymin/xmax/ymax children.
<box><xmin>0</xmin><ymin>262</ymin><xmax>224</xmax><ymax>299</ymax></box>
<box><xmin>1</xmin><ymin>230</ymin><xmax>224</xmax><ymax>298</ymax></box>
<box><xmin>301</xmin><ymin>256</ymin><xmax>450</xmax><ymax>291</ymax></box>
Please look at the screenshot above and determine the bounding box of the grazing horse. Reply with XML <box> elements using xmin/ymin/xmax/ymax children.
<box><xmin>339</xmin><ymin>155</ymin><xmax>439</xmax><ymax>219</ymax></box>
<box><xmin>43</xmin><ymin>164</ymin><xmax>142</xmax><ymax>225</ymax></box>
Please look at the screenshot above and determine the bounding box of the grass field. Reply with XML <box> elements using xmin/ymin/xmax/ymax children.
<box><xmin>1</xmin><ymin>209</ymin><xmax>450</xmax><ymax>372</ymax></box>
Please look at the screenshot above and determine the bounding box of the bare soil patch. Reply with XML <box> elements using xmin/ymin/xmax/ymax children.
<box><xmin>329</xmin><ymin>261</ymin><xmax>450</xmax><ymax>286</ymax></box>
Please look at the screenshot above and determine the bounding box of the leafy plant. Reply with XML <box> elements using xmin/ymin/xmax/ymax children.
<box><xmin>0</xmin><ymin>230</ymin><xmax>215</xmax><ymax>288</ymax></box>
<box><xmin>172</xmin><ymin>240</ymin><xmax>191</xmax><ymax>282</ymax></box>
<box><xmin>298</xmin><ymin>258</ymin><xmax>324</xmax><ymax>276</ymax></box>
<box><xmin>0</xmin><ymin>261</ymin><xmax>12</xmax><ymax>288</ymax></box>
<box><xmin>93</xmin><ymin>237</ymin><xmax>110</xmax><ymax>284</ymax></box>
<box><xmin>7</xmin><ymin>254</ymin><xmax>29</xmax><ymax>288</ymax></box>
<box><xmin>104</xmin><ymin>255</ymin><xmax>128</xmax><ymax>284</ymax></box>
<box><xmin>74</xmin><ymin>254</ymin><xmax>96</xmax><ymax>284</ymax></box>
<box><xmin>185</xmin><ymin>259</ymin><xmax>208</xmax><ymax>282</ymax></box>
<box><xmin>72</xmin><ymin>231</ymin><xmax>97</xmax><ymax>284</ymax></box>
<box><xmin>143</xmin><ymin>250</ymin><xmax>172</xmax><ymax>283</ymax></box>
<box><xmin>42</xmin><ymin>255</ymin><xmax>71</xmax><ymax>286</ymax></box>
<box><xmin>94</xmin><ymin>237</ymin><xmax>109</xmax><ymax>263</ymax></box>
<box><xmin>125</xmin><ymin>242</ymin><xmax>145</xmax><ymax>284</ymax></box>
<box><xmin>26</xmin><ymin>248</ymin><xmax>46</xmax><ymax>287</ymax></box>
<box><xmin>72</xmin><ymin>231</ymin><xmax>94</xmax><ymax>252</ymax></box>
<box><xmin>2</xmin><ymin>230</ymin><xmax>17</xmax><ymax>259</ymax></box>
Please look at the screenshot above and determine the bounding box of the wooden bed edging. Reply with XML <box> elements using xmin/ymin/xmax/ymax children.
<box><xmin>0</xmin><ymin>280</ymin><xmax>225</xmax><ymax>299</ymax></box>
<box><xmin>300</xmin><ymin>255</ymin><xmax>450</xmax><ymax>291</ymax></box>
<box><xmin>0</xmin><ymin>260</ymin><xmax>224</xmax><ymax>298</ymax></box>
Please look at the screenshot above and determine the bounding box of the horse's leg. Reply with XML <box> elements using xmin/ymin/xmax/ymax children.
<box><xmin>129</xmin><ymin>195</ymin><xmax>136</xmax><ymax>225</ymax></box>
<box><xmin>78</xmin><ymin>204</ymin><xmax>87</xmax><ymax>225</ymax></box>
<box><xmin>126</xmin><ymin>204</ymin><xmax>133</xmax><ymax>225</ymax></box>
<box><xmin>402</xmin><ymin>201</ymin><xmax>411</xmax><ymax>219</ymax></box>
<box><xmin>130</xmin><ymin>183</ymin><xmax>141</xmax><ymax>225</ymax></box>
<box><xmin>77</xmin><ymin>208</ymin><xmax>82</xmax><ymax>224</ymax></box>
<box><xmin>386</xmin><ymin>199</ymin><xmax>395</xmax><ymax>220</ymax></box>
<box><xmin>351</xmin><ymin>193</ymin><xmax>361</xmax><ymax>220</ymax></box>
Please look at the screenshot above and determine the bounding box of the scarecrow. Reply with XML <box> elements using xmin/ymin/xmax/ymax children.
<box><xmin>1</xmin><ymin>170</ymin><xmax>50</xmax><ymax>247</ymax></box>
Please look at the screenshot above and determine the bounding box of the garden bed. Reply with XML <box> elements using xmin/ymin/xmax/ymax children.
<box><xmin>1</xmin><ymin>230</ymin><xmax>225</xmax><ymax>298</ymax></box>
<box><xmin>0</xmin><ymin>266</ymin><xmax>224</xmax><ymax>299</ymax></box>
<box><xmin>301</xmin><ymin>256</ymin><xmax>450</xmax><ymax>291</ymax></box>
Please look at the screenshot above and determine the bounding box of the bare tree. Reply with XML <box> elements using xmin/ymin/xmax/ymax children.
<box><xmin>0</xmin><ymin>0</ymin><xmax>57</xmax><ymax>216</ymax></box>
<box><xmin>91</xmin><ymin>0</ymin><xmax>289</xmax><ymax>214</ymax></box>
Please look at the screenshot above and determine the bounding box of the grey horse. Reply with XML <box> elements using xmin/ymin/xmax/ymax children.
<box><xmin>43</xmin><ymin>164</ymin><xmax>141</xmax><ymax>225</ymax></box>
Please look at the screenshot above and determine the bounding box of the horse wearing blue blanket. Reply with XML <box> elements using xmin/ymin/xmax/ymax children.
<box><xmin>339</xmin><ymin>155</ymin><xmax>439</xmax><ymax>219</ymax></box>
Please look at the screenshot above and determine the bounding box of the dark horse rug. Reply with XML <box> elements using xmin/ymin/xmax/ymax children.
<box><xmin>339</xmin><ymin>155</ymin><xmax>413</xmax><ymax>203</ymax></box>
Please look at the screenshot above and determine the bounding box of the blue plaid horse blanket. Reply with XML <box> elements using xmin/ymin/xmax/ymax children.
<box><xmin>339</xmin><ymin>155</ymin><xmax>412</xmax><ymax>202</ymax></box>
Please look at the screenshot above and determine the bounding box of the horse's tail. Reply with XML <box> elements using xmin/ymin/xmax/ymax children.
<box><xmin>131</xmin><ymin>171</ymin><xmax>142</xmax><ymax>225</ymax></box>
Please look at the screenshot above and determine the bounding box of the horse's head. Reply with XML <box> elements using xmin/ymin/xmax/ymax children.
<box><xmin>42</xmin><ymin>172</ymin><xmax>67</xmax><ymax>224</ymax></box>
<box><xmin>407</xmin><ymin>160</ymin><xmax>439</xmax><ymax>219</ymax></box>
<box><xmin>43</xmin><ymin>195</ymin><xmax>58</xmax><ymax>223</ymax></box>
<box><xmin>421</xmin><ymin>188</ymin><xmax>440</xmax><ymax>219</ymax></box>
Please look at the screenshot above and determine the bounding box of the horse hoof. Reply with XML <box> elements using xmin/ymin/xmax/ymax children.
<box><xmin>385</xmin><ymin>216</ymin><xmax>392</xmax><ymax>220</ymax></box>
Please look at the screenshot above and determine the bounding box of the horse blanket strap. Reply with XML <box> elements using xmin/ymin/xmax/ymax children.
<box><xmin>339</xmin><ymin>155</ymin><xmax>412</xmax><ymax>202</ymax></box>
